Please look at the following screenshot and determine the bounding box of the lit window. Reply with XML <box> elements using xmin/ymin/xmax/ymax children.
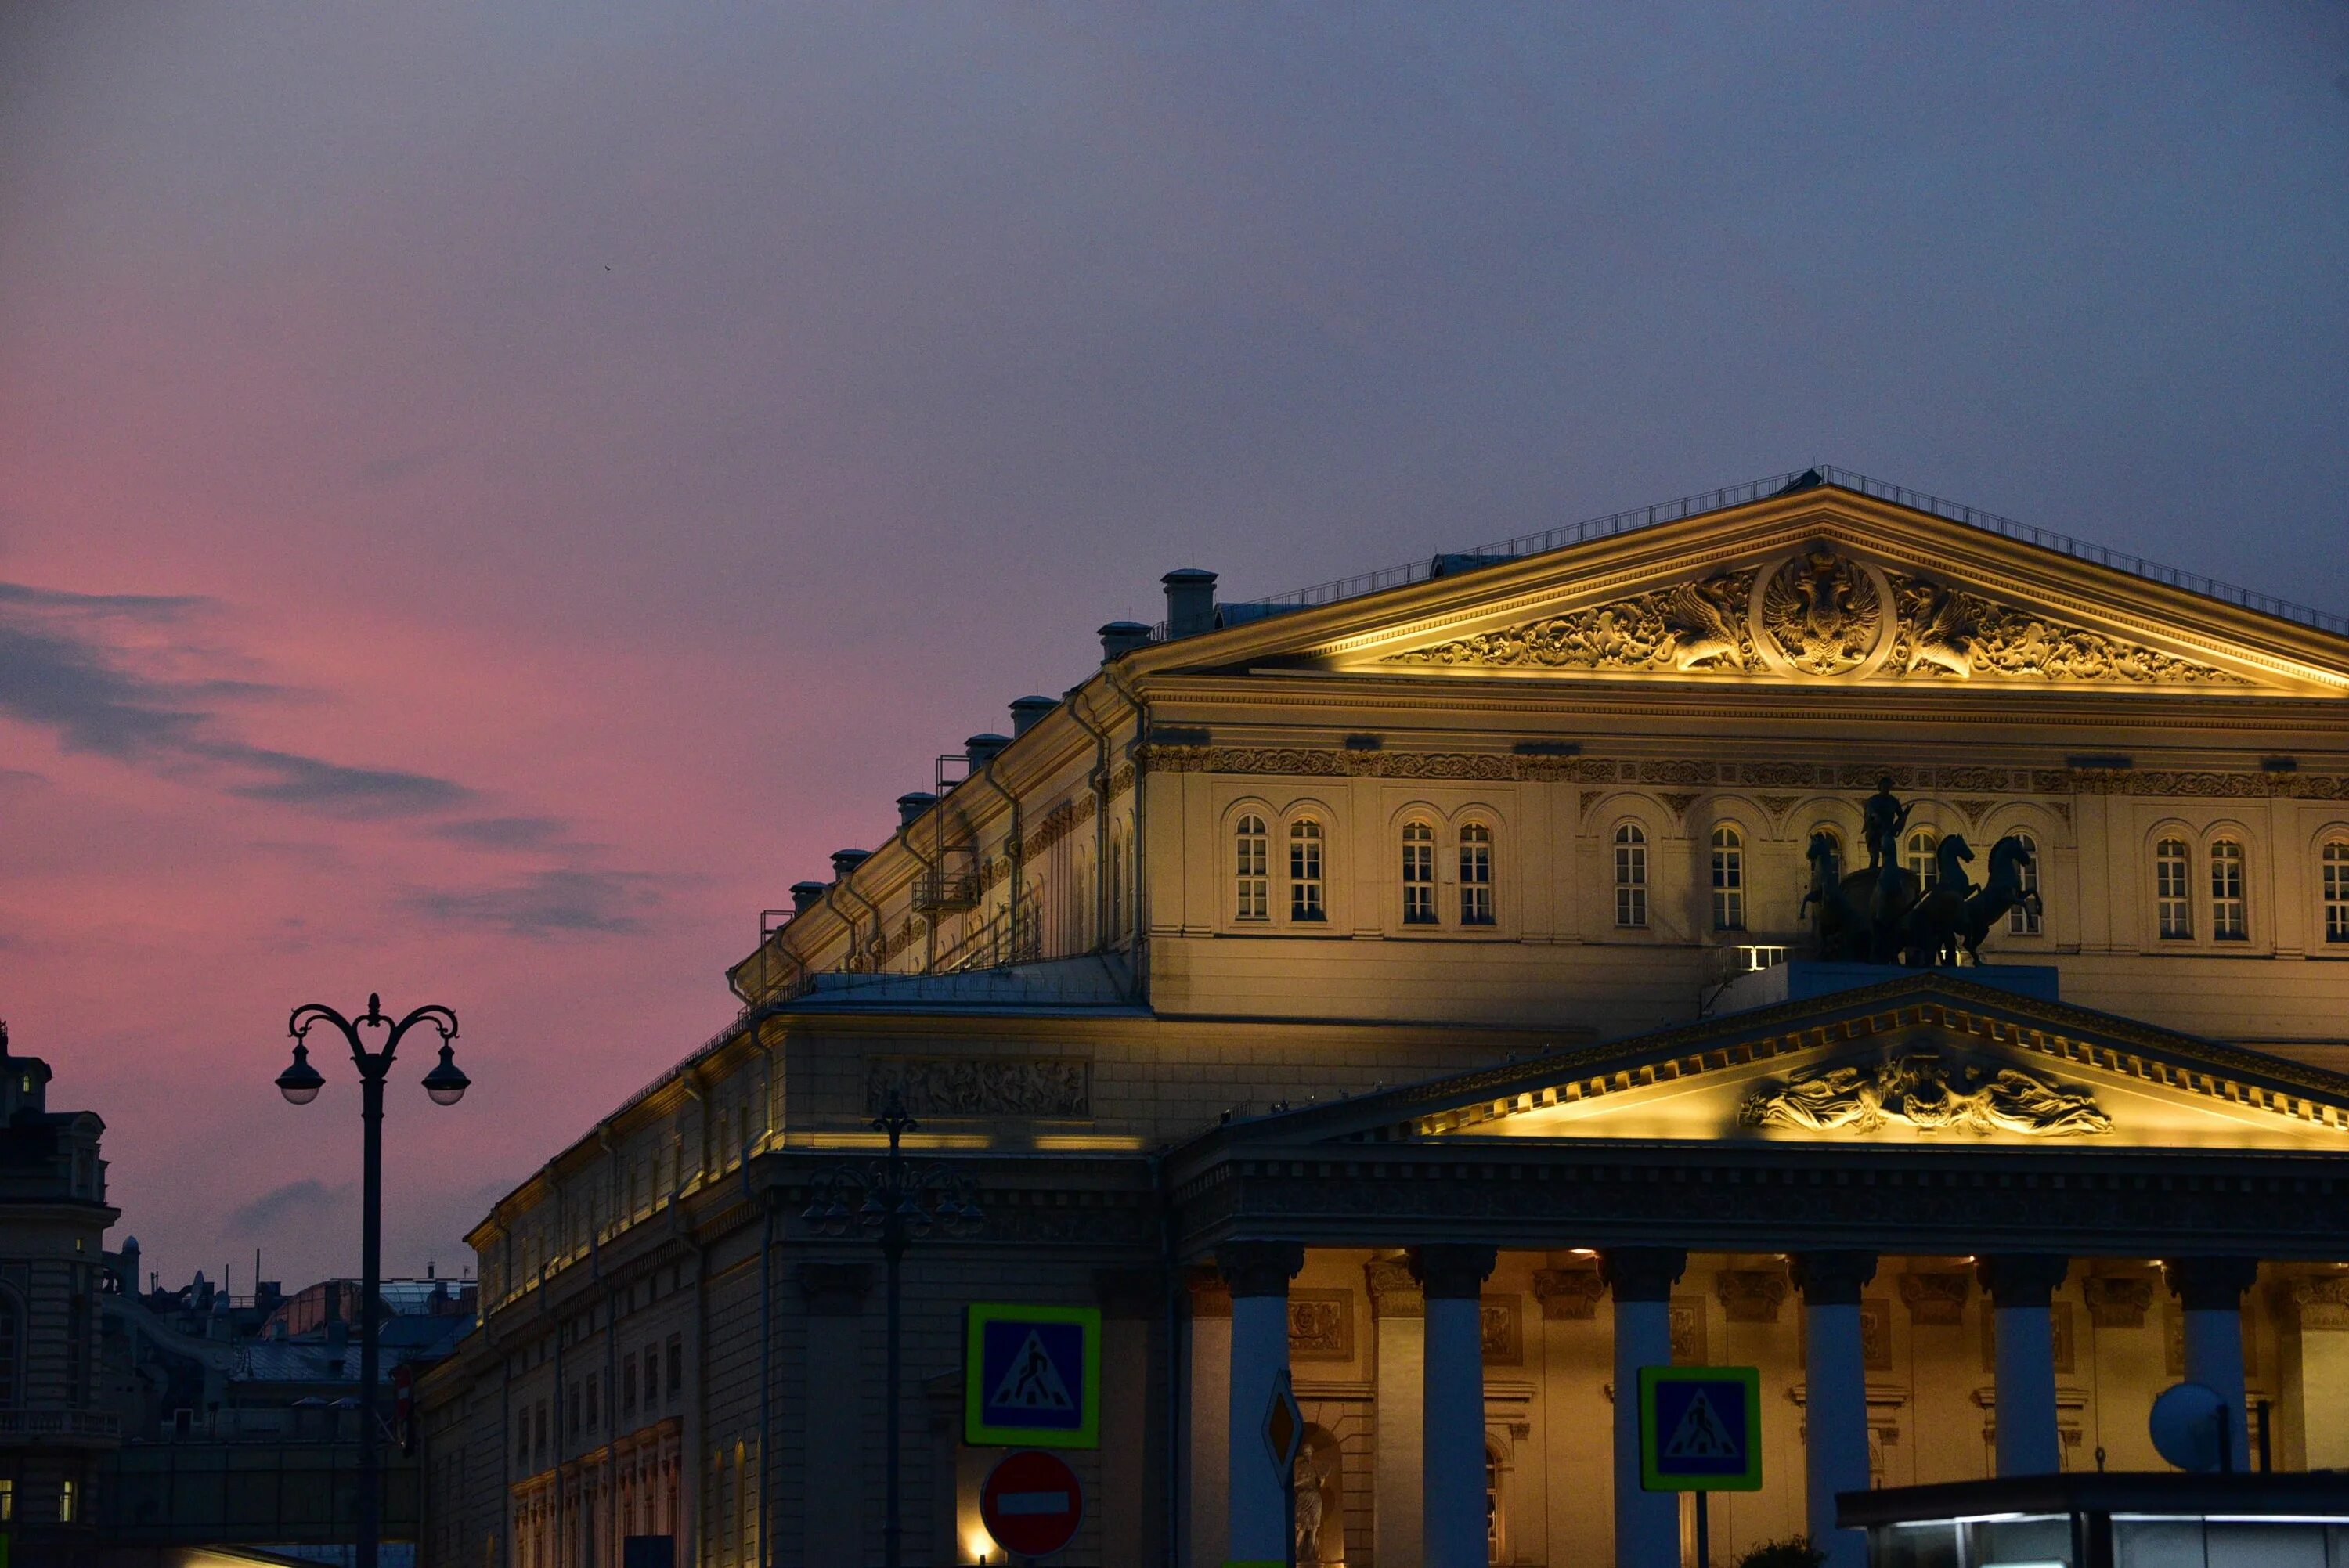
<box><xmin>2008</xmin><ymin>832</ymin><xmax>2042</xmax><ymax>935</ymax></box>
<box><xmin>1232</xmin><ymin>816</ymin><xmax>1268</xmax><ymax>921</ymax></box>
<box><xmin>1614</xmin><ymin>825</ymin><xmax>1647</xmax><ymax>929</ymax></box>
<box><xmin>2325</xmin><ymin>842</ymin><xmax>2349</xmax><ymax>944</ymax></box>
<box><xmin>59</xmin><ymin>1478</ymin><xmax>74</xmax><ymax>1523</ymax></box>
<box><xmin>1402</xmin><ymin>822</ymin><xmax>1436</xmax><ymax>925</ymax></box>
<box><xmin>1289</xmin><ymin>820</ymin><xmax>1326</xmax><ymax>921</ymax></box>
<box><xmin>1459</xmin><ymin>823</ymin><xmax>1495</xmax><ymax>927</ymax></box>
<box><xmin>1710</xmin><ymin>826</ymin><xmax>1745</xmax><ymax>931</ymax></box>
<box><xmin>0</xmin><ymin>1478</ymin><xmax>12</xmax><ymax>1520</ymax></box>
<box><xmin>2156</xmin><ymin>838</ymin><xmax>2192</xmax><ymax>939</ymax></box>
<box><xmin>1905</xmin><ymin>829</ymin><xmax>1940</xmax><ymax>891</ymax></box>
<box><xmin>2211</xmin><ymin>839</ymin><xmax>2247</xmax><ymax>940</ymax></box>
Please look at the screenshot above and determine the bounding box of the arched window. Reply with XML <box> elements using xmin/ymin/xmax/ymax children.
<box><xmin>1402</xmin><ymin>822</ymin><xmax>1436</xmax><ymax>925</ymax></box>
<box><xmin>2007</xmin><ymin>832</ymin><xmax>2043</xmax><ymax>935</ymax></box>
<box><xmin>2325</xmin><ymin>842</ymin><xmax>2349</xmax><ymax>945</ymax></box>
<box><xmin>1614</xmin><ymin>825</ymin><xmax>1648</xmax><ymax>929</ymax></box>
<box><xmin>2156</xmin><ymin>838</ymin><xmax>2192</xmax><ymax>939</ymax></box>
<box><xmin>1459</xmin><ymin>823</ymin><xmax>1495</xmax><ymax>927</ymax></box>
<box><xmin>2210</xmin><ymin>839</ymin><xmax>2247</xmax><ymax>940</ymax></box>
<box><xmin>1289</xmin><ymin>820</ymin><xmax>1326</xmax><ymax>922</ymax></box>
<box><xmin>1905</xmin><ymin>828</ymin><xmax>1940</xmax><ymax>891</ymax></box>
<box><xmin>1710</xmin><ymin>826</ymin><xmax>1745</xmax><ymax>931</ymax></box>
<box><xmin>1234</xmin><ymin>816</ymin><xmax>1268</xmax><ymax>922</ymax></box>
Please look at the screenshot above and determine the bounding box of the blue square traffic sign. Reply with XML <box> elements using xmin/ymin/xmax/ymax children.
<box><xmin>1639</xmin><ymin>1365</ymin><xmax>1763</xmax><ymax>1491</ymax></box>
<box><xmin>964</xmin><ymin>1303</ymin><xmax>1101</xmax><ymax>1449</ymax></box>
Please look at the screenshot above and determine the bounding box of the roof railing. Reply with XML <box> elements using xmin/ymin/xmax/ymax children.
<box><xmin>1145</xmin><ymin>464</ymin><xmax>2347</xmax><ymax>640</ymax></box>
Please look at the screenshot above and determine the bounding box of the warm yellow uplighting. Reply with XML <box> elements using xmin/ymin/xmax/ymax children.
<box><xmin>806</xmin><ymin>1130</ymin><xmax>992</xmax><ymax>1150</ymax></box>
<box><xmin>1032</xmin><ymin>1133</ymin><xmax>1148</xmax><ymax>1151</ymax></box>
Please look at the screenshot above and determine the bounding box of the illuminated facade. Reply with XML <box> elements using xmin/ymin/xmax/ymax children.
<box><xmin>419</xmin><ymin>474</ymin><xmax>2349</xmax><ymax>1567</ymax></box>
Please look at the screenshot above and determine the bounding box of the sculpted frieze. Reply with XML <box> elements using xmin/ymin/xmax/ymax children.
<box><xmin>1737</xmin><ymin>1051</ymin><xmax>2112</xmax><ymax>1139</ymax></box>
<box><xmin>1380</xmin><ymin>543</ymin><xmax>2250</xmax><ymax>687</ymax></box>
<box><xmin>865</xmin><ymin>1056</ymin><xmax>1091</xmax><ymax>1118</ymax></box>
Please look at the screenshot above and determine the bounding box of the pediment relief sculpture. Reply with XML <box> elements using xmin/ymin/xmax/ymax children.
<box><xmin>1382</xmin><ymin>542</ymin><xmax>2249</xmax><ymax>686</ymax></box>
<box><xmin>1737</xmin><ymin>1050</ymin><xmax>2113</xmax><ymax>1139</ymax></box>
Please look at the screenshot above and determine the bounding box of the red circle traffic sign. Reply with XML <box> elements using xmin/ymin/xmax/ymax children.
<box><xmin>980</xmin><ymin>1448</ymin><xmax>1083</xmax><ymax>1559</ymax></box>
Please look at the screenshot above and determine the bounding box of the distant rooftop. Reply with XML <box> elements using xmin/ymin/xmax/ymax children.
<box><xmin>1149</xmin><ymin>465</ymin><xmax>2349</xmax><ymax>641</ymax></box>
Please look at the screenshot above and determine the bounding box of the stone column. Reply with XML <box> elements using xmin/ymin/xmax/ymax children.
<box><xmin>1185</xmin><ymin>1268</ymin><xmax>1233</xmax><ymax>1568</ymax></box>
<box><xmin>1220</xmin><ymin>1242</ymin><xmax>1304</xmax><ymax>1568</ymax></box>
<box><xmin>1601</xmin><ymin>1247</ymin><xmax>1686</xmax><ymax>1568</ymax></box>
<box><xmin>1413</xmin><ymin>1245</ymin><xmax>1497</xmax><ymax>1568</ymax></box>
<box><xmin>1097</xmin><ymin>1267</ymin><xmax>1165</xmax><ymax>1568</ymax></box>
<box><xmin>799</xmin><ymin>1262</ymin><xmax>871</xmax><ymax>1568</ymax></box>
<box><xmin>1365</xmin><ymin>1257</ymin><xmax>1426</xmax><ymax>1568</ymax></box>
<box><xmin>1979</xmin><ymin>1255</ymin><xmax>2069</xmax><ymax>1475</ymax></box>
<box><xmin>2167</xmin><ymin>1257</ymin><xmax>2258</xmax><ymax>1468</ymax></box>
<box><xmin>1792</xmin><ymin>1253</ymin><xmax>1877</xmax><ymax>1568</ymax></box>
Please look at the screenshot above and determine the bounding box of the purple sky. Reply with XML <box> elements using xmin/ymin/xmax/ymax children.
<box><xmin>2</xmin><ymin>4</ymin><xmax>2345</xmax><ymax>1292</ymax></box>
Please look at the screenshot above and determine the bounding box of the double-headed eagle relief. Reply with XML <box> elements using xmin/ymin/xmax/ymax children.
<box><xmin>1759</xmin><ymin>546</ymin><xmax>1880</xmax><ymax>675</ymax></box>
<box><xmin>1737</xmin><ymin>1051</ymin><xmax>2113</xmax><ymax>1139</ymax></box>
<box><xmin>1383</xmin><ymin>541</ymin><xmax>2247</xmax><ymax>685</ymax></box>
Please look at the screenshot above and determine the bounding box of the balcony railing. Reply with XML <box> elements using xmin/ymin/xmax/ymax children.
<box><xmin>911</xmin><ymin>869</ymin><xmax>981</xmax><ymax>914</ymax></box>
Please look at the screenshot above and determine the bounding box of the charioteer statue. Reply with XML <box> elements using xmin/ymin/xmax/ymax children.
<box><xmin>1801</xmin><ymin>777</ymin><xmax>2042</xmax><ymax>968</ymax></box>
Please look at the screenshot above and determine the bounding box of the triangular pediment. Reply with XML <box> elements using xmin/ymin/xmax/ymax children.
<box><xmin>1229</xmin><ymin>973</ymin><xmax>2349</xmax><ymax>1155</ymax></box>
<box><xmin>1128</xmin><ymin>484</ymin><xmax>2349</xmax><ymax>695</ymax></box>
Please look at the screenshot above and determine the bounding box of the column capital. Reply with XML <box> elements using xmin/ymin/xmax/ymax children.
<box><xmin>1183</xmin><ymin>1263</ymin><xmax>1232</xmax><ymax>1319</ymax></box>
<box><xmin>1977</xmin><ymin>1253</ymin><xmax>2069</xmax><ymax>1309</ymax></box>
<box><xmin>2165</xmin><ymin>1256</ymin><xmax>2260</xmax><ymax>1312</ymax></box>
<box><xmin>1408</xmin><ymin>1244</ymin><xmax>1497</xmax><ymax>1301</ymax></box>
<box><xmin>1216</xmin><ymin>1240</ymin><xmax>1304</xmax><ymax>1299</ymax></box>
<box><xmin>1791</xmin><ymin>1251</ymin><xmax>1878</xmax><ymax>1307</ymax></box>
<box><xmin>1364</xmin><ymin>1258</ymin><xmax>1423</xmax><ymax>1319</ymax></box>
<box><xmin>1598</xmin><ymin>1246</ymin><xmax>1686</xmax><ymax>1303</ymax></box>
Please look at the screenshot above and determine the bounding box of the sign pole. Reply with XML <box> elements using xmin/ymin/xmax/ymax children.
<box><xmin>1694</xmin><ymin>1490</ymin><xmax>1709</xmax><ymax>1568</ymax></box>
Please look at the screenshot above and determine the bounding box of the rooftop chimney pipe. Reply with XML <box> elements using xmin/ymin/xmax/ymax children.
<box><xmin>895</xmin><ymin>791</ymin><xmax>938</xmax><ymax>827</ymax></box>
<box><xmin>1009</xmin><ymin>695</ymin><xmax>1058</xmax><ymax>737</ymax></box>
<box><xmin>1162</xmin><ymin>568</ymin><xmax>1218</xmax><ymax>638</ymax></box>
<box><xmin>965</xmin><ymin>733</ymin><xmax>1010</xmax><ymax>767</ymax></box>
<box><xmin>1098</xmin><ymin>621</ymin><xmax>1151</xmax><ymax>661</ymax></box>
<box><xmin>788</xmin><ymin>881</ymin><xmax>828</xmax><ymax>913</ymax></box>
<box><xmin>828</xmin><ymin>849</ymin><xmax>870</xmax><ymax>881</ymax></box>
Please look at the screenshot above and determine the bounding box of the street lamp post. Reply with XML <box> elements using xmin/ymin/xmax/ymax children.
<box><xmin>803</xmin><ymin>1093</ymin><xmax>982</xmax><ymax>1568</ymax></box>
<box><xmin>276</xmin><ymin>993</ymin><xmax>468</xmax><ymax>1568</ymax></box>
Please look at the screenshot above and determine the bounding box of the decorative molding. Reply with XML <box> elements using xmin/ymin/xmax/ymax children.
<box><xmin>1716</xmin><ymin>1268</ymin><xmax>1789</xmax><ymax>1324</ymax></box>
<box><xmin>2082</xmin><ymin>1275</ymin><xmax>2154</xmax><ymax>1329</ymax></box>
<box><xmin>1481</xmin><ymin>1296</ymin><xmax>1525</xmax><ymax>1366</ymax></box>
<box><xmin>1738</xmin><ymin>1051</ymin><xmax>2111</xmax><ymax>1139</ymax></box>
<box><xmin>1132</xmin><ymin>744</ymin><xmax>2349</xmax><ymax>801</ymax></box>
<box><xmin>864</xmin><ymin>1056</ymin><xmax>1089</xmax><ymax>1119</ymax></box>
<box><xmin>1382</xmin><ymin>569</ymin><xmax>1762</xmax><ymax>674</ymax></box>
<box><xmin>1658</xmin><ymin>791</ymin><xmax>1701</xmax><ymax>821</ymax></box>
<box><xmin>1288</xmin><ymin>1290</ymin><xmax>1356</xmax><ymax>1362</ymax></box>
<box><xmin>1531</xmin><ymin>1267</ymin><xmax>1604</xmax><ymax>1321</ymax></box>
<box><xmin>1756</xmin><ymin>794</ymin><xmax>1802</xmax><ymax>820</ymax></box>
<box><xmin>1376</xmin><ymin>548</ymin><xmax>2250</xmax><ymax>687</ymax></box>
<box><xmin>1860</xmin><ymin>1299</ymin><xmax>1894</xmax><ymax>1371</ymax></box>
<box><xmin>1185</xmin><ymin>1265</ymin><xmax>1232</xmax><ymax>1320</ymax></box>
<box><xmin>1899</xmin><ymin>1271</ymin><xmax>1971</xmax><ymax>1326</ymax></box>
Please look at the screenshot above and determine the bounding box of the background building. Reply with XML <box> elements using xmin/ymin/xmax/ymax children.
<box><xmin>417</xmin><ymin>472</ymin><xmax>2349</xmax><ymax>1567</ymax></box>
<box><xmin>0</xmin><ymin>1023</ymin><xmax>119</xmax><ymax>1565</ymax></box>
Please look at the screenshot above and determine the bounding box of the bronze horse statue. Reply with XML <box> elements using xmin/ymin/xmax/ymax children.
<box><xmin>1906</xmin><ymin>834</ymin><xmax>2040</xmax><ymax>966</ymax></box>
<box><xmin>1803</xmin><ymin>831</ymin><xmax>1921</xmax><ymax>964</ymax></box>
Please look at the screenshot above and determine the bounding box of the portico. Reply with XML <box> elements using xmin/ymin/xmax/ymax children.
<box><xmin>1171</xmin><ymin>971</ymin><xmax>2349</xmax><ymax>1568</ymax></box>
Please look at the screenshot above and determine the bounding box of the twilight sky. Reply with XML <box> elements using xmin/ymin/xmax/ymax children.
<box><xmin>2</xmin><ymin>4</ymin><xmax>2346</xmax><ymax>1293</ymax></box>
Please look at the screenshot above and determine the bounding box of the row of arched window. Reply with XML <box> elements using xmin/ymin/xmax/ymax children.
<box><xmin>1235</xmin><ymin>814</ymin><xmax>1497</xmax><ymax>928</ymax></box>
<box><xmin>1231</xmin><ymin>814</ymin><xmax>2349</xmax><ymax>946</ymax></box>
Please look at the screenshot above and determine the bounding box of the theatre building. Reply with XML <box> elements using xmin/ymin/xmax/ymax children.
<box><xmin>417</xmin><ymin>472</ymin><xmax>2349</xmax><ymax>1568</ymax></box>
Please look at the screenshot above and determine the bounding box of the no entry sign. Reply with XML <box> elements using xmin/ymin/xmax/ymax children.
<box><xmin>980</xmin><ymin>1448</ymin><xmax>1084</xmax><ymax>1559</ymax></box>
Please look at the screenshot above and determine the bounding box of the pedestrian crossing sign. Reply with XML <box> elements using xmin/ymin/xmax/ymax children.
<box><xmin>965</xmin><ymin>1303</ymin><xmax>1102</xmax><ymax>1449</ymax></box>
<box><xmin>1639</xmin><ymin>1366</ymin><xmax>1763</xmax><ymax>1491</ymax></box>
